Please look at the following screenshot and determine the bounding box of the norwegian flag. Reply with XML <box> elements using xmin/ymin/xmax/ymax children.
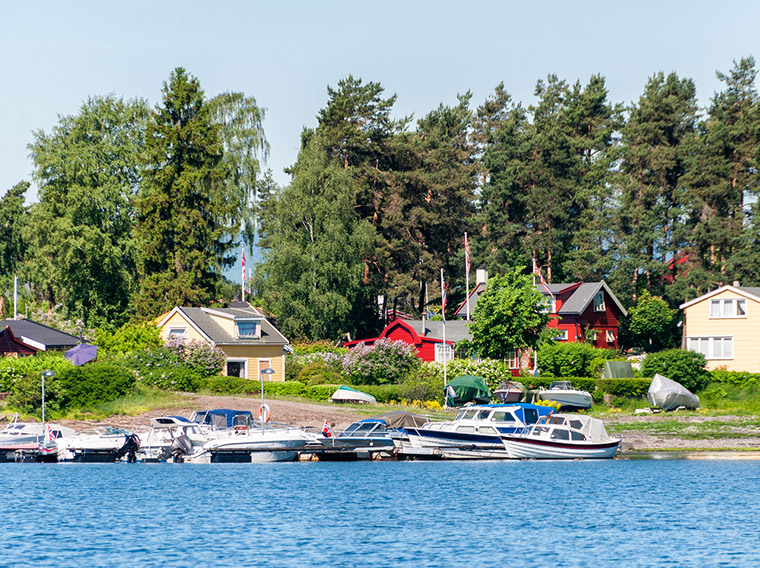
<box><xmin>536</xmin><ymin>265</ymin><xmax>555</xmax><ymax>301</ymax></box>
<box><xmin>241</xmin><ymin>246</ymin><xmax>246</xmax><ymax>284</ymax></box>
<box><xmin>440</xmin><ymin>270</ymin><xmax>447</xmax><ymax>322</ymax></box>
<box><xmin>322</xmin><ymin>419</ymin><xmax>332</xmax><ymax>438</ymax></box>
<box><xmin>465</xmin><ymin>234</ymin><xmax>471</xmax><ymax>274</ymax></box>
<box><xmin>47</xmin><ymin>425</ymin><xmax>55</xmax><ymax>442</ymax></box>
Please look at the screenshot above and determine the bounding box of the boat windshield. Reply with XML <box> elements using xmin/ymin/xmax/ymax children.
<box><xmin>490</xmin><ymin>411</ymin><xmax>516</xmax><ymax>422</ymax></box>
<box><xmin>456</xmin><ymin>410</ymin><xmax>479</xmax><ymax>420</ymax></box>
<box><xmin>339</xmin><ymin>421</ymin><xmax>383</xmax><ymax>438</ymax></box>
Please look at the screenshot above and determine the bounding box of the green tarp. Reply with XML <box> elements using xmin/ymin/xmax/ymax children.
<box><xmin>601</xmin><ymin>361</ymin><xmax>635</xmax><ymax>379</ymax></box>
<box><xmin>444</xmin><ymin>374</ymin><xmax>493</xmax><ymax>406</ymax></box>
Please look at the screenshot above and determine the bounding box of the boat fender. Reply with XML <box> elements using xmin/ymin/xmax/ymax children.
<box><xmin>258</xmin><ymin>403</ymin><xmax>271</xmax><ymax>423</ymax></box>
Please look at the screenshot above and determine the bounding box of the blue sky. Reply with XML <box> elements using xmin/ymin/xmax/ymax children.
<box><xmin>2</xmin><ymin>1</ymin><xmax>759</xmax><ymax>199</ymax></box>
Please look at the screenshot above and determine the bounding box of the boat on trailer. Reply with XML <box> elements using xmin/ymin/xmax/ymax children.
<box><xmin>537</xmin><ymin>381</ymin><xmax>593</xmax><ymax>411</ymax></box>
<box><xmin>501</xmin><ymin>413</ymin><xmax>620</xmax><ymax>459</ymax></box>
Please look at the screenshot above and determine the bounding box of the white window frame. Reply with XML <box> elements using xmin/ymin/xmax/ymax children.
<box><xmin>593</xmin><ymin>291</ymin><xmax>606</xmax><ymax>312</ymax></box>
<box><xmin>505</xmin><ymin>351</ymin><xmax>519</xmax><ymax>369</ymax></box>
<box><xmin>686</xmin><ymin>336</ymin><xmax>734</xmax><ymax>360</ymax></box>
<box><xmin>539</xmin><ymin>298</ymin><xmax>556</xmax><ymax>314</ymax></box>
<box><xmin>553</xmin><ymin>329</ymin><xmax>568</xmax><ymax>341</ymax></box>
<box><xmin>709</xmin><ymin>298</ymin><xmax>747</xmax><ymax>319</ymax></box>
<box><xmin>226</xmin><ymin>358</ymin><xmax>248</xmax><ymax>379</ymax></box>
<box><xmin>168</xmin><ymin>326</ymin><xmax>188</xmax><ymax>338</ymax></box>
<box><xmin>606</xmin><ymin>330</ymin><xmax>615</xmax><ymax>344</ymax></box>
<box><xmin>435</xmin><ymin>343</ymin><xmax>453</xmax><ymax>363</ymax></box>
<box><xmin>235</xmin><ymin>319</ymin><xmax>261</xmax><ymax>339</ymax></box>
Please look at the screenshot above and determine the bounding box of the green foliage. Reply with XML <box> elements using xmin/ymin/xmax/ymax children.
<box><xmin>303</xmin><ymin>384</ymin><xmax>339</xmax><ymax>401</ymax></box>
<box><xmin>399</xmin><ymin>367</ymin><xmax>445</xmax><ymax>403</ymax></box>
<box><xmin>203</xmin><ymin>376</ymin><xmax>256</xmax><ymax>395</ymax></box>
<box><xmin>538</xmin><ymin>342</ymin><xmax>617</xmax><ymax>378</ymax></box>
<box><xmin>641</xmin><ymin>349</ymin><xmax>709</xmax><ymax>392</ymax></box>
<box><xmin>342</xmin><ymin>339</ymin><xmax>421</xmax><ymax>385</ymax></box>
<box><xmin>122</xmin><ymin>348</ymin><xmax>204</xmax><ymax>392</ymax></box>
<box><xmin>423</xmin><ymin>358</ymin><xmax>514</xmax><ymax>392</ymax></box>
<box><xmin>58</xmin><ymin>362</ymin><xmax>136</xmax><ymax>409</ymax></box>
<box><xmin>133</xmin><ymin>67</ymin><xmax>232</xmax><ymax>317</ymax></box>
<box><xmin>164</xmin><ymin>336</ymin><xmax>226</xmax><ymax>376</ymax></box>
<box><xmin>297</xmin><ymin>362</ymin><xmax>343</xmax><ymax>386</ymax></box>
<box><xmin>596</xmin><ymin>378</ymin><xmax>653</xmax><ymax>398</ymax></box>
<box><xmin>0</xmin><ymin>352</ymin><xmax>74</xmax><ymax>394</ymax></box>
<box><xmin>470</xmin><ymin>268</ymin><xmax>552</xmax><ymax>358</ymax></box>
<box><xmin>355</xmin><ymin>384</ymin><xmax>403</xmax><ymax>404</ymax></box>
<box><xmin>94</xmin><ymin>322</ymin><xmax>161</xmax><ymax>355</ymax></box>
<box><xmin>26</xmin><ymin>95</ymin><xmax>149</xmax><ymax>329</ymax></box>
<box><xmin>625</xmin><ymin>290</ymin><xmax>679</xmax><ymax>350</ymax></box>
<box><xmin>709</xmin><ymin>370</ymin><xmax>760</xmax><ymax>389</ymax></box>
<box><xmin>0</xmin><ymin>182</ymin><xmax>29</xmax><ymax>287</ymax></box>
<box><xmin>291</xmin><ymin>341</ymin><xmax>347</xmax><ymax>356</ymax></box>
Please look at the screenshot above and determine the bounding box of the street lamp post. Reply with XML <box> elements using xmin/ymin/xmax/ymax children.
<box><xmin>41</xmin><ymin>370</ymin><xmax>55</xmax><ymax>426</ymax></box>
<box><xmin>259</xmin><ymin>367</ymin><xmax>275</xmax><ymax>430</ymax></box>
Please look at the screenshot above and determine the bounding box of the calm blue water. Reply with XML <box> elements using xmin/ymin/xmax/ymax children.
<box><xmin>1</xmin><ymin>459</ymin><xmax>758</xmax><ymax>567</ymax></box>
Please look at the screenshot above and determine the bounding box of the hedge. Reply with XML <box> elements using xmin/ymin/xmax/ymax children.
<box><xmin>709</xmin><ymin>370</ymin><xmax>760</xmax><ymax>388</ymax></box>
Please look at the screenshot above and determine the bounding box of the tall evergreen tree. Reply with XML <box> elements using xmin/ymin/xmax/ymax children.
<box><xmin>614</xmin><ymin>72</ymin><xmax>698</xmax><ymax>302</ymax></box>
<box><xmin>0</xmin><ymin>181</ymin><xmax>29</xmax><ymax>318</ymax></box>
<box><xmin>683</xmin><ymin>57</ymin><xmax>760</xmax><ymax>294</ymax></box>
<box><xmin>25</xmin><ymin>96</ymin><xmax>148</xmax><ymax>328</ymax></box>
<box><xmin>134</xmin><ymin>68</ymin><xmax>232</xmax><ymax>317</ymax></box>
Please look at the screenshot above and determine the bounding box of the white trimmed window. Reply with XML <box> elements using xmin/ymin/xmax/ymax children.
<box><xmin>435</xmin><ymin>344</ymin><xmax>453</xmax><ymax>362</ymax></box>
<box><xmin>168</xmin><ymin>327</ymin><xmax>188</xmax><ymax>338</ymax></box>
<box><xmin>506</xmin><ymin>351</ymin><xmax>519</xmax><ymax>369</ymax></box>
<box><xmin>235</xmin><ymin>319</ymin><xmax>260</xmax><ymax>339</ymax></box>
<box><xmin>710</xmin><ymin>298</ymin><xmax>747</xmax><ymax>318</ymax></box>
<box><xmin>687</xmin><ymin>336</ymin><xmax>733</xmax><ymax>360</ymax></box>
<box><xmin>539</xmin><ymin>298</ymin><xmax>556</xmax><ymax>314</ymax></box>
<box><xmin>226</xmin><ymin>358</ymin><xmax>248</xmax><ymax>378</ymax></box>
<box><xmin>553</xmin><ymin>329</ymin><xmax>568</xmax><ymax>341</ymax></box>
<box><xmin>593</xmin><ymin>291</ymin><xmax>606</xmax><ymax>312</ymax></box>
<box><xmin>606</xmin><ymin>330</ymin><xmax>615</xmax><ymax>344</ymax></box>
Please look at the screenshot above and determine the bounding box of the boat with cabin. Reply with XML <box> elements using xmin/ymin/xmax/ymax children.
<box><xmin>501</xmin><ymin>413</ymin><xmax>620</xmax><ymax>459</ymax></box>
<box><xmin>398</xmin><ymin>403</ymin><xmax>555</xmax><ymax>459</ymax></box>
<box><xmin>56</xmin><ymin>426</ymin><xmax>140</xmax><ymax>462</ymax></box>
<box><xmin>0</xmin><ymin>415</ymin><xmax>75</xmax><ymax>462</ymax></box>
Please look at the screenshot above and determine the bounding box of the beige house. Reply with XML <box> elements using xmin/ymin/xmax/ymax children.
<box><xmin>156</xmin><ymin>302</ymin><xmax>289</xmax><ymax>382</ymax></box>
<box><xmin>680</xmin><ymin>284</ymin><xmax>760</xmax><ymax>372</ymax></box>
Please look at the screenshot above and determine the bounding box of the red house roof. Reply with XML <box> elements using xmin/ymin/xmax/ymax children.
<box><xmin>0</xmin><ymin>325</ymin><xmax>39</xmax><ymax>357</ymax></box>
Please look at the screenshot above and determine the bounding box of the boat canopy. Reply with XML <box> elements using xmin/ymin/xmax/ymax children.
<box><xmin>647</xmin><ymin>374</ymin><xmax>699</xmax><ymax>410</ymax></box>
<box><xmin>444</xmin><ymin>375</ymin><xmax>493</xmax><ymax>406</ymax></box>
<box><xmin>191</xmin><ymin>409</ymin><xmax>254</xmax><ymax>428</ymax></box>
<box><xmin>601</xmin><ymin>361</ymin><xmax>635</xmax><ymax>379</ymax></box>
<box><xmin>368</xmin><ymin>410</ymin><xmax>430</xmax><ymax>428</ymax></box>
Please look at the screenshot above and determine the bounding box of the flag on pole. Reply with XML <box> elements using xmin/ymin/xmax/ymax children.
<box><xmin>440</xmin><ymin>271</ymin><xmax>447</xmax><ymax>322</ymax></box>
<box><xmin>533</xmin><ymin>261</ymin><xmax>555</xmax><ymax>301</ymax></box>
<box><xmin>241</xmin><ymin>246</ymin><xmax>246</xmax><ymax>301</ymax></box>
<box><xmin>465</xmin><ymin>234</ymin><xmax>471</xmax><ymax>275</ymax></box>
<box><xmin>47</xmin><ymin>424</ymin><xmax>55</xmax><ymax>442</ymax></box>
<box><xmin>322</xmin><ymin>419</ymin><xmax>332</xmax><ymax>438</ymax></box>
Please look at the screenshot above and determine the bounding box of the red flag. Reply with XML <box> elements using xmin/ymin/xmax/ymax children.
<box><xmin>322</xmin><ymin>419</ymin><xmax>332</xmax><ymax>438</ymax></box>
<box><xmin>241</xmin><ymin>246</ymin><xmax>246</xmax><ymax>284</ymax></box>
<box><xmin>440</xmin><ymin>271</ymin><xmax>447</xmax><ymax>322</ymax></box>
<box><xmin>465</xmin><ymin>234</ymin><xmax>471</xmax><ymax>274</ymax></box>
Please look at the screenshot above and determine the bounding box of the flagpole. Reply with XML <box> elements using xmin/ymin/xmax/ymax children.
<box><xmin>465</xmin><ymin>233</ymin><xmax>470</xmax><ymax>322</ymax></box>
<box><xmin>241</xmin><ymin>246</ymin><xmax>246</xmax><ymax>303</ymax></box>
<box><xmin>441</xmin><ymin>268</ymin><xmax>447</xmax><ymax>391</ymax></box>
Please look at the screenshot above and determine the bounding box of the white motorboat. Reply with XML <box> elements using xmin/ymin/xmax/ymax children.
<box><xmin>306</xmin><ymin>418</ymin><xmax>398</xmax><ymax>461</ymax></box>
<box><xmin>330</xmin><ymin>386</ymin><xmax>377</xmax><ymax>404</ymax></box>
<box><xmin>398</xmin><ymin>404</ymin><xmax>555</xmax><ymax>459</ymax></box>
<box><xmin>56</xmin><ymin>426</ymin><xmax>140</xmax><ymax>462</ymax></box>
<box><xmin>203</xmin><ymin>422</ymin><xmax>318</xmax><ymax>463</ymax></box>
<box><xmin>0</xmin><ymin>415</ymin><xmax>75</xmax><ymax>461</ymax></box>
<box><xmin>501</xmin><ymin>413</ymin><xmax>620</xmax><ymax>459</ymax></box>
<box><xmin>136</xmin><ymin>416</ymin><xmax>211</xmax><ymax>462</ymax></box>
<box><xmin>537</xmin><ymin>381</ymin><xmax>593</xmax><ymax>410</ymax></box>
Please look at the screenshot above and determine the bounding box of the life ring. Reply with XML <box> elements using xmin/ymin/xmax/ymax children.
<box><xmin>258</xmin><ymin>403</ymin><xmax>271</xmax><ymax>423</ymax></box>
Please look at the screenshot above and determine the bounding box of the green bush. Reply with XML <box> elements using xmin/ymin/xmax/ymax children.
<box><xmin>263</xmin><ymin>381</ymin><xmax>306</xmax><ymax>397</ymax></box>
<box><xmin>709</xmin><ymin>370</ymin><xmax>760</xmax><ymax>388</ymax></box>
<box><xmin>424</xmin><ymin>359</ymin><xmax>515</xmax><ymax>392</ymax></box>
<box><xmin>400</xmin><ymin>367</ymin><xmax>444</xmax><ymax>403</ymax></box>
<box><xmin>203</xmin><ymin>375</ymin><xmax>255</xmax><ymax>395</ymax></box>
<box><xmin>357</xmin><ymin>384</ymin><xmax>403</xmax><ymax>404</ymax></box>
<box><xmin>94</xmin><ymin>322</ymin><xmax>161</xmax><ymax>356</ymax></box>
<box><xmin>8</xmin><ymin>373</ymin><xmax>66</xmax><ymax>416</ymax></box>
<box><xmin>59</xmin><ymin>362</ymin><xmax>136</xmax><ymax>409</ymax></box>
<box><xmin>343</xmin><ymin>339</ymin><xmax>421</xmax><ymax>385</ymax></box>
<box><xmin>303</xmin><ymin>384</ymin><xmax>340</xmax><ymax>401</ymax></box>
<box><xmin>285</xmin><ymin>357</ymin><xmax>305</xmax><ymax>382</ymax></box>
<box><xmin>537</xmin><ymin>342</ymin><xmax>618</xmax><ymax>378</ymax></box>
<box><xmin>641</xmin><ymin>349</ymin><xmax>709</xmax><ymax>392</ymax></box>
<box><xmin>596</xmin><ymin>378</ymin><xmax>652</xmax><ymax>398</ymax></box>
<box><xmin>122</xmin><ymin>348</ymin><xmax>205</xmax><ymax>392</ymax></box>
<box><xmin>292</xmin><ymin>341</ymin><xmax>348</xmax><ymax>356</ymax></box>
<box><xmin>297</xmin><ymin>362</ymin><xmax>343</xmax><ymax>386</ymax></box>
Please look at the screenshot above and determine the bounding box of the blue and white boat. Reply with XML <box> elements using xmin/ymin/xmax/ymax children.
<box><xmin>398</xmin><ymin>403</ymin><xmax>555</xmax><ymax>459</ymax></box>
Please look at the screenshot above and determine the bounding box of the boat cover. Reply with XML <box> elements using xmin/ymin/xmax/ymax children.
<box><xmin>368</xmin><ymin>410</ymin><xmax>429</xmax><ymax>428</ymax></box>
<box><xmin>444</xmin><ymin>375</ymin><xmax>493</xmax><ymax>406</ymax></box>
<box><xmin>601</xmin><ymin>361</ymin><xmax>635</xmax><ymax>379</ymax></box>
<box><xmin>647</xmin><ymin>374</ymin><xmax>699</xmax><ymax>410</ymax></box>
<box><xmin>330</xmin><ymin>386</ymin><xmax>377</xmax><ymax>404</ymax></box>
<box><xmin>192</xmin><ymin>409</ymin><xmax>254</xmax><ymax>428</ymax></box>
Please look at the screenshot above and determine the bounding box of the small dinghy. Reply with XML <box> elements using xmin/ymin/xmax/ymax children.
<box><xmin>330</xmin><ymin>386</ymin><xmax>377</xmax><ymax>404</ymax></box>
<box><xmin>537</xmin><ymin>381</ymin><xmax>593</xmax><ymax>411</ymax></box>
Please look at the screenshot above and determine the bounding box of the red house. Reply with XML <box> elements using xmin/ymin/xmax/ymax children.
<box><xmin>345</xmin><ymin>319</ymin><xmax>469</xmax><ymax>363</ymax></box>
<box><xmin>0</xmin><ymin>325</ymin><xmax>39</xmax><ymax>357</ymax></box>
<box><xmin>455</xmin><ymin>279</ymin><xmax>627</xmax><ymax>349</ymax></box>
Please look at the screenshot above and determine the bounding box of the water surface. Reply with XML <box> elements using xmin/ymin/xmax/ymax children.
<box><xmin>2</xmin><ymin>460</ymin><xmax>758</xmax><ymax>567</ymax></box>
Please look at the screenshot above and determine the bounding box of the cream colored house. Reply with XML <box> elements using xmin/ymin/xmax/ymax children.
<box><xmin>156</xmin><ymin>302</ymin><xmax>289</xmax><ymax>382</ymax></box>
<box><xmin>680</xmin><ymin>284</ymin><xmax>760</xmax><ymax>372</ymax></box>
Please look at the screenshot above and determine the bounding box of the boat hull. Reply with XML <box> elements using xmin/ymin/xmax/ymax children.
<box><xmin>538</xmin><ymin>390</ymin><xmax>593</xmax><ymax>410</ymax></box>
<box><xmin>502</xmin><ymin>436</ymin><xmax>619</xmax><ymax>459</ymax></box>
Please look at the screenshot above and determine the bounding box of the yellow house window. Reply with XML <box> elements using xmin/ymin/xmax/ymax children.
<box><xmin>710</xmin><ymin>298</ymin><xmax>747</xmax><ymax>318</ymax></box>
<box><xmin>236</xmin><ymin>319</ymin><xmax>260</xmax><ymax>339</ymax></box>
<box><xmin>168</xmin><ymin>327</ymin><xmax>188</xmax><ymax>338</ymax></box>
<box><xmin>687</xmin><ymin>336</ymin><xmax>733</xmax><ymax>359</ymax></box>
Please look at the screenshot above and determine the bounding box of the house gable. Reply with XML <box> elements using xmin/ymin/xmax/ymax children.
<box><xmin>0</xmin><ymin>325</ymin><xmax>39</xmax><ymax>357</ymax></box>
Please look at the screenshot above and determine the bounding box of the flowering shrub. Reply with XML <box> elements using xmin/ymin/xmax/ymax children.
<box><xmin>342</xmin><ymin>339</ymin><xmax>421</xmax><ymax>385</ymax></box>
<box><xmin>424</xmin><ymin>358</ymin><xmax>514</xmax><ymax>392</ymax></box>
<box><xmin>164</xmin><ymin>336</ymin><xmax>226</xmax><ymax>376</ymax></box>
<box><xmin>28</xmin><ymin>306</ymin><xmax>95</xmax><ymax>342</ymax></box>
<box><xmin>123</xmin><ymin>348</ymin><xmax>204</xmax><ymax>392</ymax></box>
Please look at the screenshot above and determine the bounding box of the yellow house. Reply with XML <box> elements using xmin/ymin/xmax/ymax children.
<box><xmin>680</xmin><ymin>283</ymin><xmax>760</xmax><ymax>372</ymax></box>
<box><xmin>156</xmin><ymin>302</ymin><xmax>289</xmax><ymax>382</ymax></box>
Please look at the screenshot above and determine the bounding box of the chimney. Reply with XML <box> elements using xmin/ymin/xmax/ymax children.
<box><xmin>733</xmin><ymin>281</ymin><xmax>741</xmax><ymax>287</ymax></box>
<box><xmin>476</xmin><ymin>269</ymin><xmax>488</xmax><ymax>285</ymax></box>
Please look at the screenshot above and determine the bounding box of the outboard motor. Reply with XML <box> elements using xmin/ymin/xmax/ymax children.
<box><xmin>115</xmin><ymin>434</ymin><xmax>141</xmax><ymax>463</ymax></box>
<box><xmin>157</xmin><ymin>434</ymin><xmax>193</xmax><ymax>463</ymax></box>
